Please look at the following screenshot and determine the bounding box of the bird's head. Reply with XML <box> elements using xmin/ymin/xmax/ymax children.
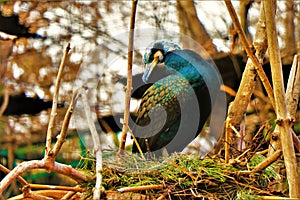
<box><xmin>142</xmin><ymin>40</ymin><xmax>181</xmax><ymax>83</ymax></box>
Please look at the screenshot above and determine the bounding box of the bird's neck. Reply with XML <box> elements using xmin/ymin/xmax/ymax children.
<box><xmin>165</xmin><ymin>52</ymin><xmax>204</xmax><ymax>86</ymax></box>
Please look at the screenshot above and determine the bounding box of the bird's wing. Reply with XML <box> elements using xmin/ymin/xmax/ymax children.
<box><xmin>132</xmin><ymin>74</ymin><xmax>192</xmax><ymax>152</ymax></box>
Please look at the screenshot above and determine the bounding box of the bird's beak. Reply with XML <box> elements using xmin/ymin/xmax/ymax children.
<box><xmin>142</xmin><ymin>50</ymin><xmax>163</xmax><ymax>83</ymax></box>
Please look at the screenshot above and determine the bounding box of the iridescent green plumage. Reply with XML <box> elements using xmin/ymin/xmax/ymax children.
<box><xmin>137</xmin><ymin>75</ymin><xmax>190</xmax><ymax>125</ymax></box>
<box><xmin>132</xmin><ymin>41</ymin><xmax>213</xmax><ymax>154</ymax></box>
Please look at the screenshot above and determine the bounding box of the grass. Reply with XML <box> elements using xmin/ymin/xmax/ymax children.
<box><xmin>79</xmin><ymin>152</ymin><xmax>285</xmax><ymax>199</ymax></box>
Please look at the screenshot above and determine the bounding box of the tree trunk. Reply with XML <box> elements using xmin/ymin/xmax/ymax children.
<box><xmin>176</xmin><ymin>0</ymin><xmax>217</xmax><ymax>57</ymax></box>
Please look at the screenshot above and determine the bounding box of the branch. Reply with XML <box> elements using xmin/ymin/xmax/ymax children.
<box><xmin>26</xmin><ymin>184</ymin><xmax>84</xmax><ymax>192</ymax></box>
<box><xmin>286</xmin><ymin>55</ymin><xmax>300</xmax><ymax>153</ymax></box>
<box><xmin>45</xmin><ymin>42</ymin><xmax>71</xmax><ymax>155</ymax></box>
<box><xmin>264</xmin><ymin>0</ymin><xmax>300</xmax><ymax>197</ymax></box>
<box><xmin>0</xmin><ymin>164</ymin><xmax>28</xmax><ymax>186</ymax></box>
<box><xmin>240</xmin><ymin>150</ymin><xmax>282</xmax><ymax>174</ymax></box>
<box><xmin>224</xmin><ymin>1</ymin><xmax>269</xmax><ymax>162</ymax></box>
<box><xmin>286</xmin><ymin>55</ymin><xmax>300</xmax><ymax>120</ymax></box>
<box><xmin>224</xmin><ymin>0</ymin><xmax>275</xmax><ymax>109</ymax></box>
<box><xmin>0</xmin><ymin>159</ymin><xmax>90</xmax><ymax>195</ymax></box>
<box><xmin>117</xmin><ymin>184</ymin><xmax>164</xmax><ymax>193</ymax></box>
<box><xmin>52</xmin><ymin>92</ymin><xmax>77</xmax><ymax>158</ymax></box>
<box><xmin>77</xmin><ymin>88</ymin><xmax>102</xmax><ymax>199</ymax></box>
<box><xmin>0</xmin><ymin>88</ymin><xmax>9</xmax><ymax>116</ymax></box>
<box><xmin>119</xmin><ymin>0</ymin><xmax>138</xmax><ymax>152</ymax></box>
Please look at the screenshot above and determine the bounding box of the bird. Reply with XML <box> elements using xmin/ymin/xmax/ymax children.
<box><xmin>131</xmin><ymin>40</ymin><xmax>223</xmax><ymax>155</ymax></box>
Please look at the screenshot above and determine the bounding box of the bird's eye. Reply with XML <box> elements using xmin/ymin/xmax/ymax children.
<box><xmin>158</xmin><ymin>54</ymin><xmax>164</xmax><ymax>62</ymax></box>
<box><xmin>153</xmin><ymin>50</ymin><xmax>164</xmax><ymax>63</ymax></box>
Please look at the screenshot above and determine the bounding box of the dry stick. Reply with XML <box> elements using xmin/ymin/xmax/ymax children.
<box><xmin>260</xmin><ymin>196</ymin><xmax>298</xmax><ymax>200</ymax></box>
<box><xmin>157</xmin><ymin>180</ymin><xmax>182</xmax><ymax>200</ymax></box>
<box><xmin>224</xmin><ymin>1</ymin><xmax>270</xmax><ymax>163</ymax></box>
<box><xmin>250</xmin><ymin>150</ymin><xmax>282</xmax><ymax>174</ymax></box>
<box><xmin>77</xmin><ymin>88</ymin><xmax>102</xmax><ymax>199</ymax></box>
<box><xmin>167</xmin><ymin>160</ymin><xmax>196</xmax><ymax>180</ymax></box>
<box><xmin>239</xmin><ymin>150</ymin><xmax>282</xmax><ymax>175</ymax></box>
<box><xmin>26</xmin><ymin>184</ymin><xmax>84</xmax><ymax>192</ymax></box>
<box><xmin>62</xmin><ymin>192</ymin><xmax>77</xmax><ymax>199</ymax></box>
<box><xmin>22</xmin><ymin>185</ymin><xmax>53</xmax><ymax>200</ymax></box>
<box><xmin>224</xmin><ymin>0</ymin><xmax>275</xmax><ymax>108</ymax></box>
<box><xmin>218</xmin><ymin>172</ymin><xmax>273</xmax><ymax>196</ymax></box>
<box><xmin>264</xmin><ymin>0</ymin><xmax>300</xmax><ymax>198</ymax></box>
<box><xmin>0</xmin><ymin>44</ymin><xmax>93</xmax><ymax>196</ymax></box>
<box><xmin>286</xmin><ymin>55</ymin><xmax>300</xmax><ymax>152</ymax></box>
<box><xmin>0</xmin><ymin>159</ymin><xmax>89</xmax><ymax>195</ymax></box>
<box><xmin>62</xmin><ymin>185</ymin><xmax>82</xmax><ymax>199</ymax></box>
<box><xmin>127</xmin><ymin>126</ymin><xmax>146</xmax><ymax>160</ymax></box>
<box><xmin>291</xmin><ymin>129</ymin><xmax>300</xmax><ymax>153</ymax></box>
<box><xmin>117</xmin><ymin>184</ymin><xmax>165</xmax><ymax>193</ymax></box>
<box><xmin>22</xmin><ymin>187</ymin><xmax>82</xmax><ymax>200</ymax></box>
<box><xmin>45</xmin><ymin>42</ymin><xmax>71</xmax><ymax>156</ymax></box>
<box><xmin>52</xmin><ymin>92</ymin><xmax>77</xmax><ymax>158</ymax></box>
<box><xmin>224</xmin><ymin>111</ymin><xmax>232</xmax><ymax>163</ymax></box>
<box><xmin>0</xmin><ymin>88</ymin><xmax>9</xmax><ymax>116</ymax></box>
<box><xmin>0</xmin><ymin>164</ymin><xmax>28</xmax><ymax>186</ymax></box>
<box><xmin>119</xmin><ymin>0</ymin><xmax>138</xmax><ymax>152</ymax></box>
<box><xmin>286</xmin><ymin>55</ymin><xmax>300</xmax><ymax>118</ymax></box>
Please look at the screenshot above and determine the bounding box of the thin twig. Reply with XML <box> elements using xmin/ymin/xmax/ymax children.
<box><xmin>127</xmin><ymin>126</ymin><xmax>146</xmax><ymax>160</ymax></box>
<box><xmin>45</xmin><ymin>42</ymin><xmax>71</xmax><ymax>156</ymax></box>
<box><xmin>0</xmin><ymin>164</ymin><xmax>28</xmax><ymax>186</ymax></box>
<box><xmin>26</xmin><ymin>184</ymin><xmax>84</xmax><ymax>192</ymax></box>
<box><xmin>224</xmin><ymin>111</ymin><xmax>232</xmax><ymax>163</ymax></box>
<box><xmin>286</xmin><ymin>55</ymin><xmax>300</xmax><ymax>120</ymax></box>
<box><xmin>52</xmin><ymin>92</ymin><xmax>78</xmax><ymax>158</ymax></box>
<box><xmin>291</xmin><ymin>128</ymin><xmax>300</xmax><ymax>153</ymax></box>
<box><xmin>22</xmin><ymin>185</ymin><xmax>52</xmax><ymax>200</ymax></box>
<box><xmin>119</xmin><ymin>0</ymin><xmax>138</xmax><ymax>152</ymax></box>
<box><xmin>224</xmin><ymin>0</ymin><xmax>270</xmax><ymax>163</ymax></box>
<box><xmin>218</xmin><ymin>172</ymin><xmax>273</xmax><ymax>196</ymax></box>
<box><xmin>286</xmin><ymin>55</ymin><xmax>300</xmax><ymax>153</ymax></box>
<box><xmin>264</xmin><ymin>0</ymin><xmax>300</xmax><ymax>197</ymax></box>
<box><xmin>117</xmin><ymin>184</ymin><xmax>164</xmax><ymax>193</ymax></box>
<box><xmin>224</xmin><ymin>0</ymin><xmax>275</xmax><ymax>108</ymax></box>
<box><xmin>62</xmin><ymin>185</ymin><xmax>82</xmax><ymax>199</ymax></box>
<box><xmin>0</xmin><ymin>88</ymin><xmax>9</xmax><ymax>116</ymax></box>
<box><xmin>77</xmin><ymin>88</ymin><xmax>102</xmax><ymax>199</ymax></box>
<box><xmin>167</xmin><ymin>160</ymin><xmax>196</xmax><ymax>180</ymax></box>
<box><xmin>239</xmin><ymin>150</ymin><xmax>282</xmax><ymax>174</ymax></box>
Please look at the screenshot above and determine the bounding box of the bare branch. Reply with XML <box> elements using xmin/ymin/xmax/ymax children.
<box><xmin>0</xmin><ymin>88</ymin><xmax>9</xmax><ymax>116</ymax></box>
<box><xmin>286</xmin><ymin>55</ymin><xmax>300</xmax><ymax>120</ymax></box>
<box><xmin>45</xmin><ymin>42</ymin><xmax>71</xmax><ymax>156</ymax></box>
<box><xmin>224</xmin><ymin>0</ymin><xmax>275</xmax><ymax>109</ymax></box>
<box><xmin>0</xmin><ymin>159</ymin><xmax>90</xmax><ymax>195</ymax></box>
<box><xmin>224</xmin><ymin>1</ymin><xmax>269</xmax><ymax>163</ymax></box>
<box><xmin>264</xmin><ymin>0</ymin><xmax>300</xmax><ymax>197</ymax></box>
<box><xmin>77</xmin><ymin>88</ymin><xmax>102</xmax><ymax>199</ymax></box>
<box><xmin>52</xmin><ymin>92</ymin><xmax>77</xmax><ymax>158</ymax></box>
<box><xmin>0</xmin><ymin>164</ymin><xmax>28</xmax><ymax>186</ymax></box>
<box><xmin>119</xmin><ymin>0</ymin><xmax>138</xmax><ymax>152</ymax></box>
